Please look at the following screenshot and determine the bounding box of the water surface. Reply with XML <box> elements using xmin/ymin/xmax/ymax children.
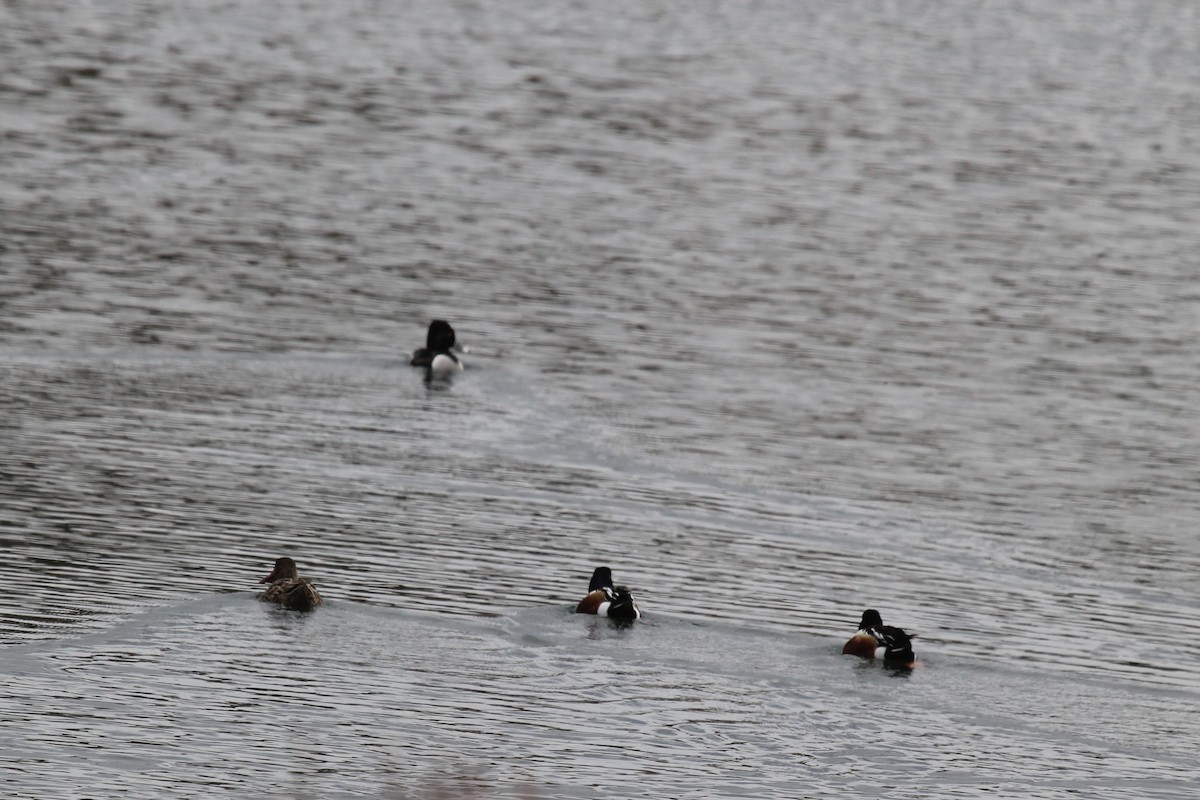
<box><xmin>2</xmin><ymin>1</ymin><xmax>1199</xmax><ymax>797</ymax></box>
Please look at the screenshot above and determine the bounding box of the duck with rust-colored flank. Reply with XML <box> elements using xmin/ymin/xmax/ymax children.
<box><xmin>575</xmin><ymin>566</ymin><xmax>641</xmax><ymax>622</ymax></box>
<box><xmin>842</xmin><ymin>609</ymin><xmax>885</xmax><ymax>659</ymax></box>
<box><xmin>258</xmin><ymin>557</ymin><xmax>323</xmax><ymax>612</ymax></box>
<box><xmin>842</xmin><ymin>608</ymin><xmax>917</xmax><ymax>668</ymax></box>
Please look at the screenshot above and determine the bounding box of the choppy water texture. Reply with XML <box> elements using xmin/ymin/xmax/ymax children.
<box><xmin>3</xmin><ymin>1</ymin><xmax>1200</xmax><ymax>798</ymax></box>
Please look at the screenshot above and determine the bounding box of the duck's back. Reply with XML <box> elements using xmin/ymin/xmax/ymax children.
<box><xmin>260</xmin><ymin>578</ymin><xmax>323</xmax><ymax>612</ymax></box>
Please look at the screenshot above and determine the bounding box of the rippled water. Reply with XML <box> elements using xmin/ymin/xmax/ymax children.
<box><xmin>3</xmin><ymin>0</ymin><xmax>1200</xmax><ymax>797</ymax></box>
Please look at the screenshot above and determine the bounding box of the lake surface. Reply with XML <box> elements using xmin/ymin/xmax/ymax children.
<box><xmin>2</xmin><ymin>1</ymin><xmax>1199</xmax><ymax>797</ymax></box>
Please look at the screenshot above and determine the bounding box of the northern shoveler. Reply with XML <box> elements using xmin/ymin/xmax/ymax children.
<box><xmin>258</xmin><ymin>556</ymin><xmax>323</xmax><ymax>612</ymax></box>
<box><xmin>843</xmin><ymin>609</ymin><xmax>917</xmax><ymax>667</ymax></box>
<box><xmin>842</xmin><ymin>608</ymin><xmax>884</xmax><ymax>659</ymax></box>
<box><xmin>575</xmin><ymin>566</ymin><xmax>641</xmax><ymax>622</ymax></box>
<box><xmin>410</xmin><ymin>319</ymin><xmax>464</xmax><ymax>374</ymax></box>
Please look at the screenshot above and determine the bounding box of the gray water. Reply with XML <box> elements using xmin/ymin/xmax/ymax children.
<box><xmin>3</xmin><ymin>1</ymin><xmax>1199</xmax><ymax>797</ymax></box>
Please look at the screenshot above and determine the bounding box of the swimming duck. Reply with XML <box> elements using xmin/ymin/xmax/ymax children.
<box><xmin>410</xmin><ymin>319</ymin><xmax>463</xmax><ymax>374</ymax></box>
<box><xmin>258</xmin><ymin>556</ymin><xmax>323</xmax><ymax>612</ymax></box>
<box><xmin>842</xmin><ymin>608</ymin><xmax>917</xmax><ymax>667</ymax></box>
<box><xmin>842</xmin><ymin>609</ymin><xmax>884</xmax><ymax>659</ymax></box>
<box><xmin>575</xmin><ymin>566</ymin><xmax>641</xmax><ymax>622</ymax></box>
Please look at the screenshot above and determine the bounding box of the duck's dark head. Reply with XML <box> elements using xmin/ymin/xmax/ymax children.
<box><xmin>426</xmin><ymin>320</ymin><xmax>457</xmax><ymax>352</ymax></box>
<box><xmin>858</xmin><ymin>609</ymin><xmax>883</xmax><ymax>630</ymax></box>
<box><xmin>588</xmin><ymin>566</ymin><xmax>614</xmax><ymax>593</ymax></box>
<box><xmin>260</xmin><ymin>556</ymin><xmax>299</xmax><ymax>584</ymax></box>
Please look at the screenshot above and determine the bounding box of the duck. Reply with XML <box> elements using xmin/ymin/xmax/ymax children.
<box><xmin>842</xmin><ymin>608</ymin><xmax>884</xmax><ymax>659</ymax></box>
<box><xmin>258</xmin><ymin>556</ymin><xmax>323</xmax><ymax>612</ymax></box>
<box><xmin>575</xmin><ymin>566</ymin><xmax>641</xmax><ymax>622</ymax></box>
<box><xmin>410</xmin><ymin>319</ymin><xmax>464</xmax><ymax>374</ymax></box>
<box><xmin>842</xmin><ymin>609</ymin><xmax>918</xmax><ymax>667</ymax></box>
